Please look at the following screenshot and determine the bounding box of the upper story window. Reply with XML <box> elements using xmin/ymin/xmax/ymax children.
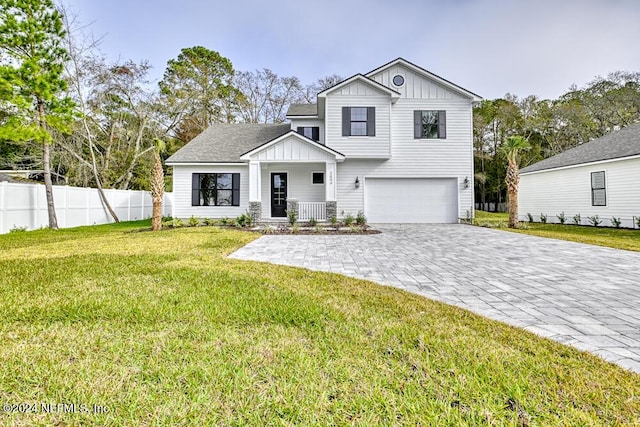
<box><xmin>414</xmin><ymin>110</ymin><xmax>446</xmax><ymax>139</ymax></box>
<box><xmin>297</xmin><ymin>126</ymin><xmax>320</xmax><ymax>142</ymax></box>
<box><xmin>591</xmin><ymin>171</ymin><xmax>606</xmax><ymax>206</ymax></box>
<box><xmin>191</xmin><ymin>173</ymin><xmax>240</xmax><ymax>206</ymax></box>
<box><xmin>342</xmin><ymin>107</ymin><xmax>375</xmax><ymax>137</ymax></box>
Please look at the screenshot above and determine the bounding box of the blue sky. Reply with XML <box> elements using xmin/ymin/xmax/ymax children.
<box><xmin>63</xmin><ymin>0</ymin><xmax>640</xmax><ymax>100</ymax></box>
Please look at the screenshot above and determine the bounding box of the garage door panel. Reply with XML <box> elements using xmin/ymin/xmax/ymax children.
<box><xmin>365</xmin><ymin>178</ymin><xmax>458</xmax><ymax>223</ymax></box>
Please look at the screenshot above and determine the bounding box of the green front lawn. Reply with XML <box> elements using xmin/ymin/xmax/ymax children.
<box><xmin>475</xmin><ymin>210</ymin><xmax>640</xmax><ymax>252</ymax></box>
<box><xmin>1</xmin><ymin>222</ymin><xmax>639</xmax><ymax>425</ymax></box>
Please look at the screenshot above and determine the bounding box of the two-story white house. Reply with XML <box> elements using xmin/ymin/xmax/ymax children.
<box><xmin>166</xmin><ymin>58</ymin><xmax>482</xmax><ymax>223</ymax></box>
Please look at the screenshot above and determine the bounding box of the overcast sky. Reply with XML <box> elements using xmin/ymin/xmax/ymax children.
<box><xmin>63</xmin><ymin>0</ymin><xmax>640</xmax><ymax>100</ymax></box>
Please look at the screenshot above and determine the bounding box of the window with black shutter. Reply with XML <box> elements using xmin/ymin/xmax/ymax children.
<box><xmin>591</xmin><ymin>171</ymin><xmax>606</xmax><ymax>206</ymax></box>
<box><xmin>341</xmin><ymin>107</ymin><xmax>375</xmax><ymax>136</ymax></box>
<box><xmin>414</xmin><ymin>110</ymin><xmax>446</xmax><ymax>139</ymax></box>
<box><xmin>192</xmin><ymin>173</ymin><xmax>240</xmax><ymax>206</ymax></box>
<box><xmin>296</xmin><ymin>126</ymin><xmax>320</xmax><ymax>142</ymax></box>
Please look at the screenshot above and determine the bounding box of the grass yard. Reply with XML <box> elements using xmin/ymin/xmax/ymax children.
<box><xmin>475</xmin><ymin>210</ymin><xmax>640</xmax><ymax>252</ymax></box>
<box><xmin>1</xmin><ymin>222</ymin><xmax>639</xmax><ymax>426</ymax></box>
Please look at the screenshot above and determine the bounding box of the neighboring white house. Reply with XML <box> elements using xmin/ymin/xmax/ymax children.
<box><xmin>519</xmin><ymin>122</ymin><xmax>640</xmax><ymax>228</ymax></box>
<box><xmin>166</xmin><ymin>58</ymin><xmax>482</xmax><ymax>223</ymax></box>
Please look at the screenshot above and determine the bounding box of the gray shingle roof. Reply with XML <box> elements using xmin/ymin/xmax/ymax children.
<box><xmin>286</xmin><ymin>103</ymin><xmax>317</xmax><ymax>116</ymax></box>
<box><xmin>165</xmin><ymin>123</ymin><xmax>291</xmax><ymax>163</ymax></box>
<box><xmin>521</xmin><ymin>122</ymin><xmax>640</xmax><ymax>174</ymax></box>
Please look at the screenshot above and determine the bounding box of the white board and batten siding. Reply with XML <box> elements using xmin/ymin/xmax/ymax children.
<box><xmin>172</xmin><ymin>165</ymin><xmax>248</xmax><ymax>219</ymax></box>
<box><xmin>519</xmin><ymin>157</ymin><xmax>640</xmax><ymax>228</ymax></box>
<box><xmin>328</xmin><ymin>63</ymin><xmax>475</xmax><ymax>222</ymax></box>
<box><xmin>249</xmin><ymin>134</ymin><xmax>336</xmax><ymax>162</ymax></box>
<box><xmin>369</xmin><ymin>64</ymin><xmax>468</xmax><ymax>101</ymax></box>
<box><xmin>325</xmin><ymin>81</ymin><xmax>391</xmax><ymax>158</ymax></box>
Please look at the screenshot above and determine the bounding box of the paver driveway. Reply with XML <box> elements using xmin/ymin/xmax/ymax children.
<box><xmin>229</xmin><ymin>224</ymin><xmax>640</xmax><ymax>373</ymax></box>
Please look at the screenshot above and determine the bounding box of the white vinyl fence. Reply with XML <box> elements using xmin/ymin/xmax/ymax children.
<box><xmin>0</xmin><ymin>181</ymin><xmax>173</xmax><ymax>234</ymax></box>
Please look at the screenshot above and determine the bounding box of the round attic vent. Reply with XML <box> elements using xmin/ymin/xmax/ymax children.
<box><xmin>392</xmin><ymin>74</ymin><xmax>405</xmax><ymax>87</ymax></box>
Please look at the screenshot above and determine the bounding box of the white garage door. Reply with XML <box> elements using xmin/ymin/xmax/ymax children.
<box><xmin>365</xmin><ymin>178</ymin><xmax>458</xmax><ymax>223</ymax></box>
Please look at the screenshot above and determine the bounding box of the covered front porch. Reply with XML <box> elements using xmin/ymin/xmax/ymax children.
<box><xmin>240</xmin><ymin>131</ymin><xmax>344</xmax><ymax>222</ymax></box>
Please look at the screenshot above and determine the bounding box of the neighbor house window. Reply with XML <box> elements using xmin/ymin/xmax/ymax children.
<box><xmin>342</xmin><ymin>107</ymin><xmax>375</xmax><ymax>136</ymax></box>
<box><xmin>591</xmin><ymin>171</ymin><xmax>606</xmax><ymax>206</ymax></box>
<box><xmin>297</xmin><ymin>126</ymin><xmax>320</xmax><ymax>142</ymax></box>
<box><xmin>312</xmin><ymin>172</ymin><xmax>324</xmax><ymax>184</ymax></box>
<box><xmin>414</xmin><ymin>110</ymin><xmax>446</xmax><ymax>139</ymax></box>
<box><xmin>192</xmin><ymin>173</ymin><xmax>240</xmax><ymax>206</ymax></box>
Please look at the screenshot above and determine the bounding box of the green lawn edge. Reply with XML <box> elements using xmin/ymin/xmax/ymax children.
<box><xmin>475</xmin><ymin>210</ymin><xmax>640</xmax><ymax>252</ymax></box>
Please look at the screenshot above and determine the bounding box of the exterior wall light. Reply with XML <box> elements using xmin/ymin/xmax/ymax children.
<box><xmin>463</xmin><ymin>176</ymin><xmax>469</xmax><ymax>189</ymax></box>
<box><xmin>355</xmin><ymin>176</ymin><xmax>360</xmax><ymax>189</ymax></box>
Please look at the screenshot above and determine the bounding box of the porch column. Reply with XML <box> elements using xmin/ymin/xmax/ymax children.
<box><xmin>325</xmin><ymin>161</ymin><xmax>337</xmax><ymax>201</ymax></box>
<box><xmin>248</xmin><ymin>161</ymin><xmax>262</xmax><ymax>222</ymax></box>
<box><xmin>325</xmin><ymin>161</ymin><xmax>337</xmax><ymax>221</ymax></box>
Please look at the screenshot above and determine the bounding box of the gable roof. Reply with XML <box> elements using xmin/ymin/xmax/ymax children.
<box><xmin>366</xmin><ymin>57</ymin><xmax>483</xmax><ymax>102</ymax></box>
<box><xmin>240</xmin><ymin>130</ymin><xmax>345</xmax><ymax>161</ymax></box>
<box><xmin>286</xmin><ymin>103</ymin><xmax>317</xmax><ymax>117</ymax></box>
<box><xmin>521</xmin><ymin>122</ymin><xmax>640</xmax><ymax>174</ymax></box>
<box><xmin>165</xmin><ymin>123</ymin><xmax>291</xmax><ymax>164</ymax></box>
<box><xmin>317</xmin><ymin>74</ymin><xmax>401</xmax><ymax>100</ymax></box>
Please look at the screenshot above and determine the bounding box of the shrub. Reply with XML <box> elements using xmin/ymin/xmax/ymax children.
<box><xmin>307</xmin><ymin>217</ymin><xmax>318</xmax><ymax>227</ymax></box>
<box><xmin>9</xmin><ymin>225</ymin><xmax>27</xmax><ymax>233</ymax></box>
<box><xmin>587</xmin><ymin>215</ymin><xmax>601</xmax><ymax>227</ymax></box>
<box><xmin>263</xmin><ymin>225</ymin><xmax>275</xmax><ymax>234</ymax></box>
<box><xmin>343</xmin><ymin>213</ymin><xmax>354</xmax><ymax>227</ymax></box>
<box><xmin>188</xmin><ymin>216</ymin><xmax>199</xmax><ymax>227</ymax></box>
<box><xmin>540</xmin><ymin>213</ymin><xmax>547</xmax><ymax>224</ymax></box>
<box><xmin>173</xmin><ymin>218</ymin><xmax>185</xmax><ymax>228</ymax></box>
<box><xmin>526</xmin><ymin>213</ymin><xmax>534</xmax><ymax>223</ymax></box>
<box><xmin>314</xmin><ymin>225</ymin><xmax>323</xmax><ymax>233</ymax></box>
<box><xmin>162</xmin><ymin>215</ymin><xmax>173</xmax><ymax>222</ymax></box>
<box><xmin>203</xmin><ymin>218</ymin><xmax>217</xmax><ymax>226</ymax></box>
<box><xmin>291</xmin><ymin>224</ymin><xmax>300</xmax><ymax>234</ymax></box>
<box><xmin>610</xmin><ymin>217</ymin><xmax>622</xmax><ymax>229</ymax></box>
<box><xmin>236</xmin><ymin>212</ymin><xmax>253</xmax><ymax>228</ymax></box>
<box><xmin>287</xmin><ymin>210</ymin><xmax>297</xmax><ymax>226</ymax></box>
<box><xmin>356</xmin><ymin>210</ymin><xmax>367</xmax><ymax>226</ymax></box>
<box><xmin>220</xmin><ymin>217</ymin><xmax>232</xmax><ymax>226</ymax></box>
<box><xmin>556</xmin><ymin>212</ymin><xmax>566</xmax><ymax>224</ymax></box>
<box><xmin>636</xmin><ymin>216</ymin><xmax>640</xmax><ymax>229</ymax></box>
<box><xmin>461</xmin><ymin>210</ymin><xmax>472</xmax><ymax>224</ymax></box>
<box><xmin>572</xmin><ymin>213</ymin><xmax>581</xmax><ymax>226</ymax></box>
<box><xmin>330</xmin><ymin>215</ymin><xmax>338</xmax><ymax>227</ymax></box>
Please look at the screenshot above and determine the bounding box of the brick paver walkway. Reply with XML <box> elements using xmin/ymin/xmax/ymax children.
<box><xmin>229</xmin><ymin>224</ymin><xmax>640</xmax><ymax>373</ymax></box>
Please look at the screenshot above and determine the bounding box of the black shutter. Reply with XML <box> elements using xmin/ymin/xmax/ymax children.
<box><xmin>191</xmin><ymin>174</ymin><xmax>200</xmax><ymax>206</ymax></box>
<box><xmin>342</xmin><ymin>107</ymin><xmax>350</xmax><ymax>136</ymax></box>
<box><xmin>438</xmin><ymin>110</ymin><xmax>446</xmax><ymax>139</ymax></box>
<box><xmin>367</xmin><ymin>107</ymin><xmax>375</xmax><ymax>136</ymax></box>
<box><xmin>231</xmin><ymin>173</ymin><xmax>240</xmax><ymax>206</ymax></box>
<box><xmin>414</xmin><ymin>111</ymin><xmax>422</xmax><ymax>139</ymax></box>
<box><xmin>297</xmin><ymin>126</ymin><xmax>304</xmax><ymax>136</ymax></box>
<box><xmin>312</xmin><ymin>127</ymin><xmax>319</xmax><ymax>142</ymax></box>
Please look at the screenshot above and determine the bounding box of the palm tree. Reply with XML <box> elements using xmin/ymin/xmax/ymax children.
<box><xmin>151</xmin><ymin>138</ymin><xmax>166</xmax><ymax>231</ymax></box>
<box><xmin>501</xmin><ymin>136</ymin><xmax>530</xmax><ymax>228</ymax></box>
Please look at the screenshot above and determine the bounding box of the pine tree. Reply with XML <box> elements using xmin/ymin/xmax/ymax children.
<box><xmin>0</xmin><ymin>0</ymin><xmax>74</xmax><ymax>228</ymax></box>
